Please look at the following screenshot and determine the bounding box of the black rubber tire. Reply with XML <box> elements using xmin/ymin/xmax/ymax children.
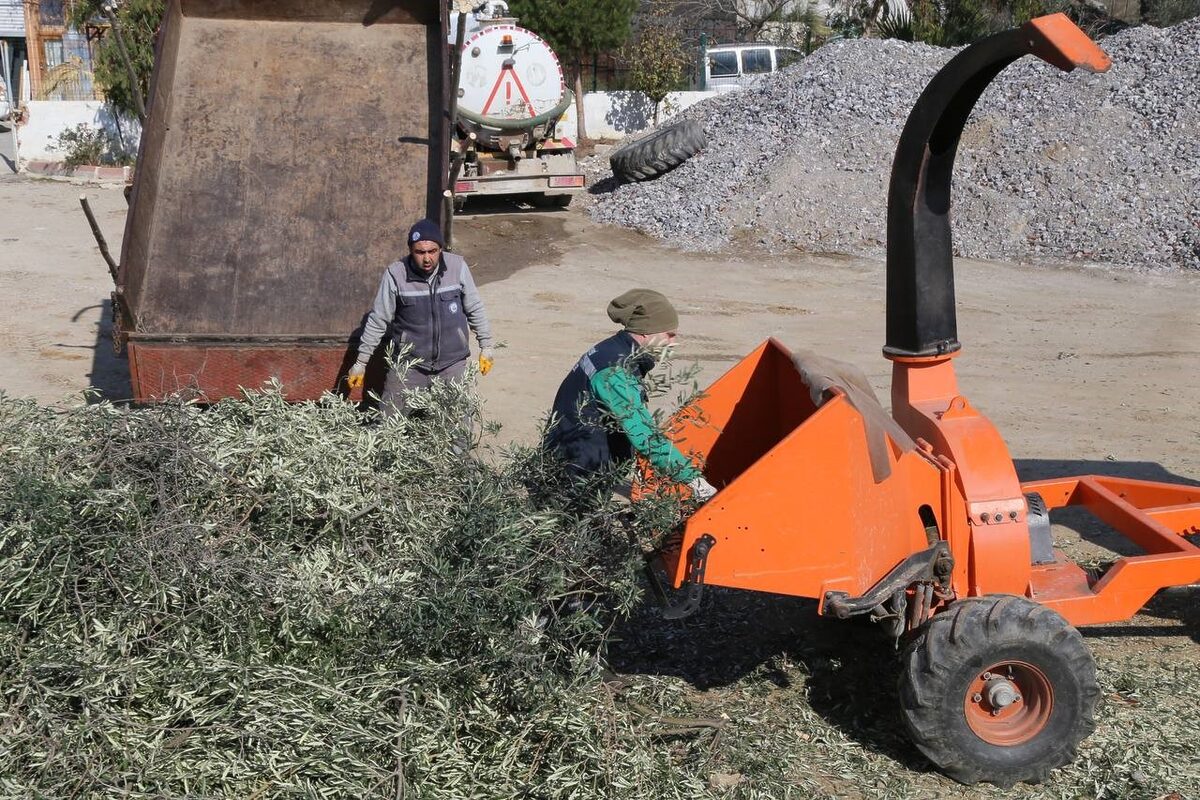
<box><xmin>609</xmin><ymin>119</ymin><xmax>707</xmax><ymax>183</ymax></box>
<box><xmin>899</xmin><ymin>595</ymin><xmax>1100</xmax><ymax>786</ymax></box>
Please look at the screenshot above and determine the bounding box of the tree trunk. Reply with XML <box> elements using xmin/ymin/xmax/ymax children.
<box><xmin>573</xmin><ymin>55</ymin><xmax>587</xmax><ymax>141</ymax></box>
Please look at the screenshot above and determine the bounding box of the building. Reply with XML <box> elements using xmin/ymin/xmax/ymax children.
<box><xmin>22</xmin><ymin>0</ymin><xmax>102</xmax><ymax>101</ymax></box>
<box><xmin>1</xmin><ymin>0</ymin><xmax>26</xmax><ymax>111</ymax></box>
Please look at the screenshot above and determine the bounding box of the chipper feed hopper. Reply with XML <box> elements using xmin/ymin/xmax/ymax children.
<box><xmin>647</xmin><ymin>14</ymin><xmax>1200</xmax><ymax>786</ymax></box>
<box><xmin>114</xmin><ymin>0</ymin><xmax>447</xmax><ymax>402</ymax></box>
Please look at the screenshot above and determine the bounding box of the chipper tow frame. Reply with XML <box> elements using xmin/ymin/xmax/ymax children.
<box><xmin>647</xmin><ymin>14</ymin><xmax>1200</xmax><ymax>786</ymax></box>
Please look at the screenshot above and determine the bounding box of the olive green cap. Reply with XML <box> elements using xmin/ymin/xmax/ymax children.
<box><xmin>606</xmin><ymin>289</ymin><xmax>679</xmax><ymax>335</ymax></box>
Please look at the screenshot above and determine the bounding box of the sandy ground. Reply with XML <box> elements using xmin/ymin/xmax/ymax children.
<box><xmin>2</xmin><ymin>172</ymin><xmax>1198</xmax><ymax>795</ymax></box>
<box><xmin>6</xmin><ymin>172</ymin><xmax>1197</xmax><ymax>478</ymax></box>
<box><xmin>3</xmin><ymin>170</ymin><xmax>1200</xmax><ymax>545</ymax></box>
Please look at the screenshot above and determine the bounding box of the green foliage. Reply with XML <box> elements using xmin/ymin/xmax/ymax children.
<box><xmin>623</xmin><ymin>7</ymin><xmax>691</xmax><ymax>124</ymax></box>
<box><xmin>50</xmin><ymin>123</ymin><xmax>128</xmax><ymax>168</ymax></box>
<box><xmin>876</xmin><ymin>6</ymin><xmax>916</xmax><ymax>39</ymax></box>
<box><xmin>0</xmin><ymin>377</ymin><xmax>705</xmax><ymax>797</ymax></box>
<box><xmin>506</xmin><ymin>0</ymin><xmax>639</xmax><ymax>60</ymax></box>
<box><xmin>506</xmin><ymin>0</ymin><xmax>638</xmax><ymax>138</ymax></box>
<box><xmin>1011</xmin><ymin>0</ymin><xmax>1047</xmax><ymax>24</ymax></box>
<box><xmin>68</xmin><ymin>0</ymin><xmax>165</xmax><ymax>120</ymax></box>
<box><xmin>841</xmin><ymin>0</ymin><xmax>1056</xmax><ymax>45</ymax></box>
<box><xmin>1143</xmin><ymin>0</ymin><xmax>1200</xmax><ymax>24</ymax></box>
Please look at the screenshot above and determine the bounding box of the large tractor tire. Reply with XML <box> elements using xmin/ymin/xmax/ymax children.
<box><xmin>609</xmin><ymin>119</ymin><xmax>707</xmax><ymax>183</ymax></box>
<box><xmin>899</xmin><ymin>595</ymin><xmax>1100</xmax><ymax>786</ymax></box>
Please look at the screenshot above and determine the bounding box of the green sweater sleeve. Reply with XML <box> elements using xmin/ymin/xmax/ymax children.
<box><xmin>590</xmin><ymin>365</ymin><xmax>700</xmax><ymax>482</ymax></box>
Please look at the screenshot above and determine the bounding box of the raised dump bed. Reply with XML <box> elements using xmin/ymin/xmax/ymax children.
<box><xmin>117</xmin><ymin>0</ymin><xmax>447</xmax><ymax>401</ymax></box>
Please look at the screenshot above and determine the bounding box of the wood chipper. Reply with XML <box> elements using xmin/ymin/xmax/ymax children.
<box><xmin>112</xmin><ymin>0</ymin><xmax>447</xmax><ymax>402</ymax></box>
<box><xmin>646</xmin><ymin>14</ymin><xmax>1200</xmax><ymax>786</ymax></box>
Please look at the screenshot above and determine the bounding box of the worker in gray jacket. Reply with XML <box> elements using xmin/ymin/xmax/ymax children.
<box><xmin>349</xmin><ymin>218</ymin><xmax>494</xmax><ymax>417</ymax></box>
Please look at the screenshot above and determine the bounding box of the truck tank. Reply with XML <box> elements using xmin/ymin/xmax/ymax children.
<box><xmin>449</xmin><ymin>8</ymin><xmax>585</xmax><ymax>207</ymax></box>
<box><xmin>117</xmin><ymin>0</ymin><xmax>447</xmax><ymax>402</ymax></box>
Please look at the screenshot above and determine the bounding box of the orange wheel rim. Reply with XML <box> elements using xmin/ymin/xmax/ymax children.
<box><xmin>963</xmin><ymin>660</ymin><xmax>1054</xmax><ymax>746</ymax></box>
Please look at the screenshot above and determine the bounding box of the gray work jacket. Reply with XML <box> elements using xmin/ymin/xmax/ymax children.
<box><xmin>357</xmin><ymin>253</ymin><xmax>493</xmax><ymax>372</ymax></box>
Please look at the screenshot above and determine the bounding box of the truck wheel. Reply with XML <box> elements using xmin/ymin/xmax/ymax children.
<box><xmin>609</xmin><ymin>119</ymin><xmax>706</xmax><ymax>183</ymax></box>
<box><xmin>898</xmin><ymin>595</ymin><xmax>1099</xmax><ymax>786</ymax></box>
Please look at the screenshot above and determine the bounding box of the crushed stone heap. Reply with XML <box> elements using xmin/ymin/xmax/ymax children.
<box><xmin>589</xmin><ymin>19</ymin><xmax>1200</xmax><ymax>272</ymax></box>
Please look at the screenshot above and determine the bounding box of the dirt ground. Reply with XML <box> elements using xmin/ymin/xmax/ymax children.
<box><xmin>2</xmin><ymin>172</ymin><xmax>1198</xmax><ymax>797</ymax></box>
<box><xmin>4</xmin><ymin>173</ymin><xmax>1197</xmax><ymax>477</ymax></box>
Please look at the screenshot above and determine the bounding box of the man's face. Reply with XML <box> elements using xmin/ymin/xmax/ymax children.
<box><xmin>634</xmin><ymin>330</ymin><xmax>678</xmax><ymax>354</ymax></box>
<box><xmin>411</xmin><ymin>240</ymin><xmax>442</xmax><ymax>272</ymax></box>
<box><xmin>644</xmin><ymin>330</ymin><xmax>678</xmax><ymax>349</ymax></box>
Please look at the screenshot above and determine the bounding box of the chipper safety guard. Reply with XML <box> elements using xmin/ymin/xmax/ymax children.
<box><xmin>643</xmin><ymin>14</ymin><xmax>1200</xmax><ymax>786</ymax></box>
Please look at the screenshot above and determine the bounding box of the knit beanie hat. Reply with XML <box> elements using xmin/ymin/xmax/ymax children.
<box><xmin>407</xmin><ymin>218</ymin><xmax>444</xmax><ymax>248</ymax></box>
<box><xmin>607</xmin><ymin>289</ymin><xmax>679</xmax><ymax>335</ymax></box>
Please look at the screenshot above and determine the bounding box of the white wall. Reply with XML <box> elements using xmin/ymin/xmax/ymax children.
<box><xmin>16</xmin><ymin>100</ymin><xmax>140</xmax><ymax>163</ymax></box>
<box><xmin>579</xmin><ymin>91</ymin><xmax>716</xmax><ymax>140</ymax></box>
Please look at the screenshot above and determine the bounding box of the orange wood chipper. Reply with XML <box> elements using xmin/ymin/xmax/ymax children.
<box><xmin>646</xmin><ymin>14</ymin><xmax>1200</xmax><ymax>786</ymax></box>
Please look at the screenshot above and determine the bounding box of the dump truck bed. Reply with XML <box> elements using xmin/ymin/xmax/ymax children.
<box><xmin>119</xmin><ymin>0</ymin><xmax>447</xmax><ymax>401</ymax></box>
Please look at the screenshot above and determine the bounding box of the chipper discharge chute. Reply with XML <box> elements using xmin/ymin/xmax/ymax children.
<box><xmin>115</xmin><ymin>0</ymin><xmax>447</xmax><ymax>402</ymax></box>
<box><xmin>645</xmin><ymin>14</ymin><xmax>1200</xmax><ymax>786</ymax></box>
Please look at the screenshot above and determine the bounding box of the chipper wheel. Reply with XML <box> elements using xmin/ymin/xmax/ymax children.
<box><xmin>898</xmin><ymin>595</ymin><xmax>1100</xmax><ymax>786</ymax></box>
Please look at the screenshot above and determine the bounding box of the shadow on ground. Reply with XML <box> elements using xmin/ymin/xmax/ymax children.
<box><xmin>608</xmin><ymin>586</ymin><xmax>933</xmax><ymax>773</ymax></box>
<box><xmin>1083</xmin><ymin>586</ymin><xmax>1200</xmax><ymax>644</ymax></box>
<box><xmin>76</xmin><ymin>298</ymin><xmax>132</xmax><ymax>402</ymax></box>
<box><xmin>452</xmin><ymin>204</ymin><xmax>569</xmax><ymax>284</ymax></box>
<box><xmin>588</xmin><ymin>175</ymin><xmax>622</xmax><ymax>196</ymax></box>
<box><xmin>610</xmin><ymin>457</ymin><xmax>1200</xmax><ymax>762</ymax></box>
<box><xmin>456</xmin><ymin>195</ymin><xmax>575</xmax><ymax>217</ymax></box>
<box><xmin>1016</xmin><ymin>458</ymin><xmax>1200</xmax><ymax>487</ymax></box>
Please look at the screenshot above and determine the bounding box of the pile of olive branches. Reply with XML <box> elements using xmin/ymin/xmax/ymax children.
<box><xmin>0</xmin><ymin>380</ymin><xmax>702</xmax><ymax>798</ymax></box>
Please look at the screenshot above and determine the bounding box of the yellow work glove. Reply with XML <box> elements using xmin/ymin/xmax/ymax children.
<box><xmin>478</xmin><ymin>348</ymin><xmax>495</xmax><ymax>376</ymax></box>
<box><xmin>347</xmin><ymin>361</ymin><xmax>366</xmax><ymax>390</ymax></box>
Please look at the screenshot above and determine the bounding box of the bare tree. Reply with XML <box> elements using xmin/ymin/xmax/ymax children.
<box><xmin>675</xmin><ymin>0</ymin><xmax>808</xmax><ymax>40</ymax></box>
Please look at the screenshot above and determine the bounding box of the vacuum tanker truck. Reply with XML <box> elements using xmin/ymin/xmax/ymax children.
<box><xmin>449</xmin><ymin>2</ymin><xmax>586</xmax><ymax>208</ymax></box>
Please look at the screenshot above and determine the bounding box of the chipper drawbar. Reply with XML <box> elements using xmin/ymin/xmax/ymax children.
<box><xmin>645</xmin><ymin>14</ymin><xmax>1200</xmax><ymax>786</ymax></box>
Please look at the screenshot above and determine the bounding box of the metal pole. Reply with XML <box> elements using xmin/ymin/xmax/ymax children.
<box><xmin>448</xmin><ymin>11</ymin><xmax>467</xmax><ymax>136</ymax></box>
<box><xmin>698</xmin><ymin>33</ymin><xmax>708</xmax><ymax>91</ymax></box>
<box><xmin>444</xmin><ymin>9</ymin><xmax>468</xmax><ymax>248</ymax></box>
<box><xmin>103</xmin><ymin>4</ymin><xmax>147</xmax><ymax>123</ymax></box>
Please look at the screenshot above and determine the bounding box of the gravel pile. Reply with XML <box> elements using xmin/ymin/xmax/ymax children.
<box><xmin>589</xmin><ymin>19</ymin><xmax>1200</xmax><ymax>271</ymax></box>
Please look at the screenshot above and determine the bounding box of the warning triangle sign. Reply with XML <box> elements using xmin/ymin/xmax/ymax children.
<box><xmin>481</xmin><ymin>65</ymin><xmax>538</xmax><ymax>117</ymax></box>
